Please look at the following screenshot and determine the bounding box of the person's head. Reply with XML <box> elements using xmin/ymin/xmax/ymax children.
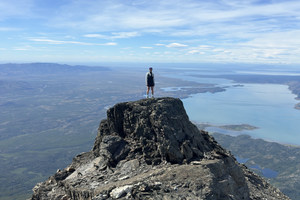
<box><xmin>149</xmin><ymin>67</ymin><xmax>153</xmax><ymax>72</ymax></box>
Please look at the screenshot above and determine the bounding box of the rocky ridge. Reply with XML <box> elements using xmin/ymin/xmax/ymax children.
<box><xmin>0</xmin><ymin>63</ymin><xmax>111</xmax><ymax>76</ymax></box>
<box><xmin>30</xmin><ymin>97</ymin><xmax>290</xmax><ymax>200</ymax></box>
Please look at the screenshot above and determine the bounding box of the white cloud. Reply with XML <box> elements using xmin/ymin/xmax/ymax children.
<box><xmin>164</xmin><ymin>51</ymin><xmax>181</xmax><ymax>55</ymax></box>
<box><xmin>166</xmin><ymin>43</ymin><xmax>188</xmax><ymax>48</ymax></box>
<box><xmin>48</xmin><ymin>0</ymin><xmax>300</xmax><ymax>37</ymax></box>
<box><xmin>65</xmin><ymin>35</ymin><xmax>76</xmax><ymax>39</ymax></box>
<box><xmin>199</xmin><ymin>45</ymin><xmax>214</xmax><ymax>49</ymax></box>
<box><xmin>140</xmin><ymin>47</ymin><xmax>153</xmax><ymax>49</ymax></box>
<box><xmin>29</xmin><ymin>38</ymin><xmax>117</xmax><ymax>46</ymax></box>
<box><xmin>84</xmin><ymin>34</ymin><xmax>106</xmax><ymax>38</ymax></box>
<box><xmin>187</xmin><ymin>50</ymin><xmax>205</xmax><ymax>55</ymax></box>
<box><xmin>212</xmin><ymin>49</ymin><xmax>224</xmax><ymax>52</ymax></box>
<box><xmin>112</xmin><ymin>32</ymin><xmax>140</xmax><ymax>38</ymax></box>
<box><xmin>84</xmin><ymin>32</ymin><xmax>140</xmax><ymax>39</ymax></box>
<box><xmin>100</xmin><ymin>42</ymin><xmax>118</xmax><ymax>46</ymax></box>
<box><xmin>13</xmin><ymin>45</ymin><xmax>48</xmax><ymax>51</ymax></box>
<box><xmin>3</xmin><ymin>0</ymin><xmax>300</xmax><ymax>63</ymax></box>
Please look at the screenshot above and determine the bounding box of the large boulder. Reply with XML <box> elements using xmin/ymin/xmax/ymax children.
<box><xmin>92</xmin><ymin>97</ymin><xmax>226</xmax><ymax>166</ymax></box>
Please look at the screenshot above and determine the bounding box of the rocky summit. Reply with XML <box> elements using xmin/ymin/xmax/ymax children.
<box><xmin>30</xmin><ymin>97</ymin><xmax>290</xmax><ymax>200</ymax></box>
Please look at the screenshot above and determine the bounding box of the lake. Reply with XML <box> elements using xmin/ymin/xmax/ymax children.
<box><xmin>250</xmin><ymin>165</ymin><xmax>279</xmax><ymax>178</ymax></box>
<box><xmin>162</xmin><ymin>71</ymin><xmax>300</xmax><ymax>146</ymax></box>
<box><xmin>235</xmin><ymin>156</ymin><xmax>278</xmax><ymax>178</ymax></box>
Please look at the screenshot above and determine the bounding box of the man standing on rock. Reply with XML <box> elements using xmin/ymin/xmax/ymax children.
<box><xmin>145</xmin><ymin>67</ymin><xmax>155</xmax><ymax>98</ymax></box>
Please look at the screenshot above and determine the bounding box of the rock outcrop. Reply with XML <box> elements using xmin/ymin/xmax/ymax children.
<box><xmin>30</xmin><ymin>97</ymin><xmax>290</xmax><ymax>200</ymax></box>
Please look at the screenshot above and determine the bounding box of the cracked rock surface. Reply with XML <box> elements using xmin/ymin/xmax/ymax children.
<box><xmin>30</xmin><ymin>97</ymin><xmax>290</xmax><ymax>200</ymax></box>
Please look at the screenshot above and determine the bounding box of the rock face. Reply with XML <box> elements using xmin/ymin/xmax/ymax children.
<box><xmin>30</xmin><ymin>97</ymin><xmax>290</xmax><ymax>200</ymax></box>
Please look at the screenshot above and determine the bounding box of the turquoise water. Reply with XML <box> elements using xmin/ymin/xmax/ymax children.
<box><xmin>163</xmin><ymin>73</ymin><xmax>300</xmax><ymax>145</ymax></box>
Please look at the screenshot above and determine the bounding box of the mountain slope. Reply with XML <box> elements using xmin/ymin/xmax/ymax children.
<box><xmin>212</xmin><ymin>133</ymin><xmax>300</xmax><ymax>200</ymax></box>
<box><xmin>30</xmin><ymin>97</ymin><xmax>289</xmax><ymax>200</ymax></box>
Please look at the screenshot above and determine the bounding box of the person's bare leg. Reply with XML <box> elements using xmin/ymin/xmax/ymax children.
<box><xmin>151</xmin><ymin>87</ymin><xmax>154</xmax><ymax>97</ymax></box>
<box><xmin>146</xmin><ymin>87</ymin><xmax>150</xmax><ymax>98</ymax></box>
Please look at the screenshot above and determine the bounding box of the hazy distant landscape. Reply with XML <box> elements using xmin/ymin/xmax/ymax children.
<box><xmin>1</xmin><ymin>63</ymin><xmax>300</xmax><ymax>199</ymax></box>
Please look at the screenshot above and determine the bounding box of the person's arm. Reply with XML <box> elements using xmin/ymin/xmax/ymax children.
<box><xmin>153</xmin><ymin>73</ymin><xmax>155</xmax><ymax>86</ymax></box>
<box><xmin>145</xmin><ymin>72</ymin><xmax>148</xmax><ymax>85</ymax></box>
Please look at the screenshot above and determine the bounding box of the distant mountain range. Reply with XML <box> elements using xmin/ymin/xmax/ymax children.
<box><xmin>0</xmin><ymin>63</ymin><xmax>111</xmax><ymax>76</ymax></box>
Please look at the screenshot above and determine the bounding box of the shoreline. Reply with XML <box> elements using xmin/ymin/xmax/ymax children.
<box><xmin>210</xmin><ymin>129</ymin><xmax>300</xmax><ymax>148</ymax></box>
<box><xmin>189</xmin><ymin>74</ymin><xmax>300</xmax><ymax>111</ymax></box>
<box><xmin>192</xmin><ymin>122</ymin><xmax>300</xmax><ymax>147</ymax></box>
<box><xmin>193</xmin><ymin>122</ymin><xmax>259</xmax><ymax>132</ymax></box>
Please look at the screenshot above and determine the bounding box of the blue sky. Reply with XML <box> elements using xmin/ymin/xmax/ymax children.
<box><xmin>1</xmin><ymin>0</ymin><xmax>300</xmax><ymax>64</ymax></box>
